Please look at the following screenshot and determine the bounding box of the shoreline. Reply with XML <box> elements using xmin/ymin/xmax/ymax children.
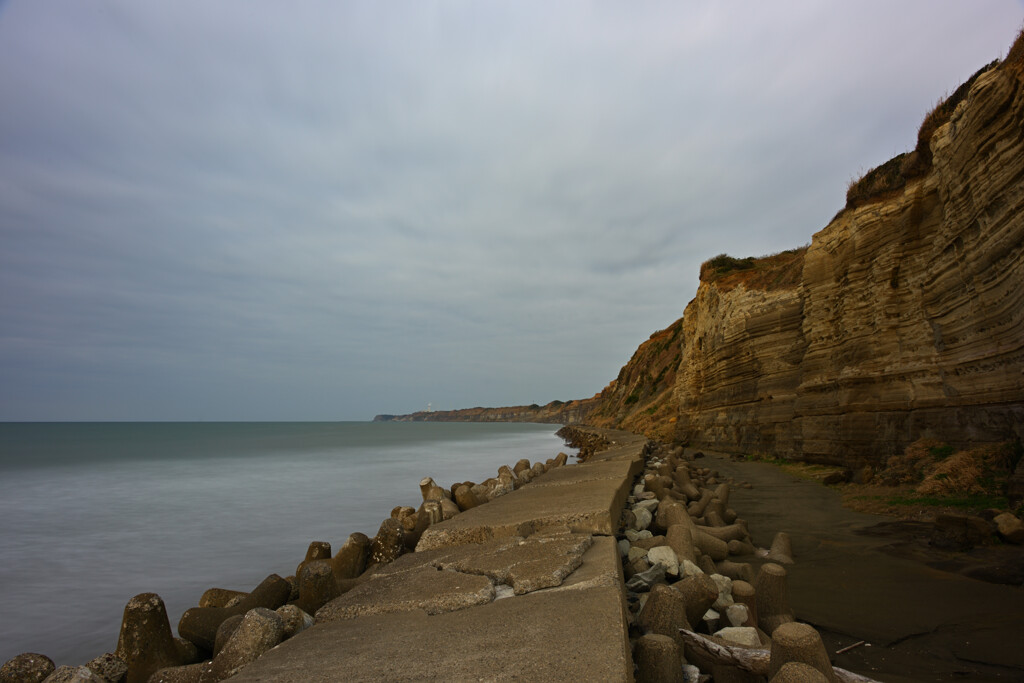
<box><xmin>6</xmin><ymin>426</ymin><xmax>1023</xmax><ymax>682</ymax></box>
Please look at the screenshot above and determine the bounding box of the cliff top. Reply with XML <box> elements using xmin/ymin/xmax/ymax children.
<box><xmin>698</xmin><ymin>247</ymin><xmax>807</xmax><ymax>291</ymax></box>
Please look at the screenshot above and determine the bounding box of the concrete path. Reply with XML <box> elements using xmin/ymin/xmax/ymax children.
<box><xmin>230</xmin><ymin>429</ymin><xmax>647</xmax><ymax>682</ymax></box>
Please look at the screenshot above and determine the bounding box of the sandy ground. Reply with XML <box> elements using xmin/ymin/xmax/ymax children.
<box><xmin>701</xmin><ymin>450</ymin><xmax>1024</xmax><ymax>682</ymax></box>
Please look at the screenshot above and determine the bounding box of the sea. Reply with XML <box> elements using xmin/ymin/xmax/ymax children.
<box><xmin>0</xmin><ymin>421</ymin><xmax>575</xmax><ymax>665</ymax></box>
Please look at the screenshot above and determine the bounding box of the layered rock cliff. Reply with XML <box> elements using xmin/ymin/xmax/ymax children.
<box><xmin>381</xmin><ymin>38</ymin><xmax>1024</xmax><ymax>467</ymax></box>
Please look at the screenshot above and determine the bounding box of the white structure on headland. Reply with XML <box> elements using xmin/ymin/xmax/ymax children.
<box><xmin>426</xmin><ymin>403</ymin><xmax>433</xmax><ymax>412</ymax></box>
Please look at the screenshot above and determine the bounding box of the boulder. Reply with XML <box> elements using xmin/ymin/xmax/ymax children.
<box><xmin>0</xmin><ymin>653</ymin><xmax>55</xmax><ymax>683</ymax></box>
<box><xmin>994</xmin><ymin>512</ymin><xmax>1024</xmax><ymax>544</ymax></box>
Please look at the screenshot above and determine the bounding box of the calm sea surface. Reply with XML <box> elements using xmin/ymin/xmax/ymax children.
<box><xmin>0</xmin><ymin>421</ymin><xmax>575</xmax><ymax>665</ymax></box>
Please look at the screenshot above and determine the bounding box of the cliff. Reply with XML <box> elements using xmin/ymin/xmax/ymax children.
<box><xmin>680</xmin><ymin>50</ymin><xmax>1024</xmax><ymax>465</ymax></box>
<box><xmin>380</xmin><ymin>36</ymin><xmax>1024</xmax><ymax>467</ymax></box>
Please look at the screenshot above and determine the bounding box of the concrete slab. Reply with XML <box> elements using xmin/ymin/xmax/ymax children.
<box><xmin>316</xmin><ymin>565</ymin><xmax>495</xmax><ymax>622</ymax></box>
<box><xmin>416</xmin><ymin>442</ymin><xmax>645</xmax><ymax>551</ymax></box>
<box><xmin>230</xmin><ymin>537</ymin><xmax>633</xmax><ymax>683</ymax></box>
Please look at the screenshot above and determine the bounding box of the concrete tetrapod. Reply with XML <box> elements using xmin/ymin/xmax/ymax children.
<box><xmin>769</xmin><ymin>622</ymin><xmax>837</xmax><ymax>682</ymax></box>
<box><xmin>635</xmin><ymin>634</ymin><xmax>685</xmax><ymax>683</ymax></box>
<box><xmin>637</xmin><ymin>583</ymin><xmax>690</xmax><ymax>656</ymax></box>
<box><xmin>0</xmin><ymin>653</ymin><xmax>55</xmax><ymax>683</ymax></box>
<box><xmin>755</xmin><ymin>563</ymin><xmax>795</xmax><ymax>635</ymax></box>
<box><xmin>178</xmin><ymin>574</ymin><xmax>291</xmax><ymax>653</ymax></box>
<box><xmin>116</xmin><ymin>593</ymin><xmax>185</xmax><ymax>683</ymax></box>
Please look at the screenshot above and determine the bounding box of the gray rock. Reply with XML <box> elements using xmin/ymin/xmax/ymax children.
<box><xmin>1</xmin><ymin>653</ymin><xmax>55</xmax><ymax>683</ymax></box>
<box><xmin>646</xmin><ymin>546</ymin><xmax>680</xmax><ymax>576</ymax></box>
<box><xmin>625</xmin><ymin>563</ymin><xmax>666</xmax><ymax>592</ymax></box>
<box><xmin>632</xmin><ymin>507</ymin><xmax>653</xmax><ymax>531</ymax></box>
<box><xmin>726</xmin><ymin>603</ymin><xmax>750</xmax><ymax>628</ymax></box>
<box><xmin>633</xmin><ymin>499</ymin><xmax>660</xmax><ymax>514</ymax></box>
<box><xmin>714</xmin><ymin>626</ymin><xmax>761</xmax><ymax>648</ymax></box>
<box><xmin>710</xmin><ymin>573</ymin><xmax>734</xmax><ymax>610</ymax></box>
<box><xmin>617</xmin><ymin>538</ymin><xmax>631</xmax><ymax>557</ymax></box>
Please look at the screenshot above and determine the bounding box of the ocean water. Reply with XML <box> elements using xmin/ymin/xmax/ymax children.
<box><xmin>0</xmin><ymin>421</ymin><xmax>575</xmax><ymax>665</ymax></box>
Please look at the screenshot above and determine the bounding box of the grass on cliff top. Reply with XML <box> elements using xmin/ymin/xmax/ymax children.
<box><xmin>698</xmin><ymin>247</ymin><xmax>807</xmax><ymax>291</ymax></box>
<box><xmin>843</xmin><ymin>57</ymin><xmax>1000</xmax><ymax>211</ymax></box>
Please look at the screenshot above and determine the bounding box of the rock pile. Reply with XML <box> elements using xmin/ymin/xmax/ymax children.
<box><xmin>621</xmin><ymin>441</ymin><xmax>875</xmax><ymax>682</ymax></box>
<box><xmin>1</xmin><ymin>451</ymin><xmax>573</xmax><ymax>683</ymax></box>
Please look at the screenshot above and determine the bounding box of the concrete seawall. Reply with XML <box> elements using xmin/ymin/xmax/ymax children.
<box><xmin>230</xmin><ymin>428</ymin><xmax>648</xmax><ymax>682</ymax></box>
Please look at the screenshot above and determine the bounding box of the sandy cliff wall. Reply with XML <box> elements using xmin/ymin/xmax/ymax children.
<box><xmin>379</xmin><ymin>49</ymin><xmax>1024</xmax><ymax>468</ymax></box>
<box><xmin>675</xmin><ymin>62</ymin><xmax>1024</xmax><ymax>465</ymax></box>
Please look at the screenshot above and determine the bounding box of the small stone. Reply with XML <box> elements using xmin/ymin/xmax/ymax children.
<box><xmin>646</xmin><ymin>546</ymin><xmax>680</xmax><ymax>576</ymax></box>
<box><xmin>726</xmin><ymin>603</ymin><xmax>750</xmax><ymax>628</ymax></box>
<box><xmin>634</xmin><ymin>499</ymin><xmax>660</xmax><ymax>514</ymax></box>
<box><xmin>702</xmin><ymin>608</ymin><xmax>720</xmax><ymax>632</ymax></box>
<box><xmin>633</xmin><ymin>507</ymin><xmax>653</xmax><ymax>531</ymax></box>
<box><xmin>1</xmin><ymin>653</ymin><xmax>55</xmax><ymax>683</ymax></box>
<box><xmin>714</xmin><ymin>626</ymin><xmax>761</xmax><ymax>648</ymax></box>
<box><xmin>625</xmin><ymin>529</ymin><xmax>653</xmax><ymax>542</ymax></box>
<box><xmin>617</xmin><ymin>538</ymin><xmax>632</xmax><ymax>557</ymax></box>
<box><xmin>710</xmin><ymin>573</ymin><xmax>734</xmax><ymax>610</ymax></box>
<box><xmin>680</xmin><ymin>559</ymin><xmax>704</xmax><ymax>577</ymax></box>
<box><xmin>627</xmin><ymin>546</ymin><xmax>649</xmax><ymax>563</ymax></box>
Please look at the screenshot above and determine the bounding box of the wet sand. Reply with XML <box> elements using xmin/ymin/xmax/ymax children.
<box><xmin>702</xmin><ymin>450</ymin><xmax>1024</xmax><ymax>682</ymax></box>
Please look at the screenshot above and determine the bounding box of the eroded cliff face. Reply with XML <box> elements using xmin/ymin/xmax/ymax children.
<box><xmin>676</xmin><ymin>62</ymin><xmax>1024</xmax><ymax>465</ymax></box>
<box><xmin>379</xmin><ymin>50</ymin><xmax>1024</xmax><ymax>468</ymax></box>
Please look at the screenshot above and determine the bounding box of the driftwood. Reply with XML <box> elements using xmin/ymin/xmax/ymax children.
<box><xmin>678</xmin><ymin>629</ymin><xmax>881</xmax><ymax>683</ymax></box>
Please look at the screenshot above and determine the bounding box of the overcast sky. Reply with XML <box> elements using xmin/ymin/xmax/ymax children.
<box><xmin>1</xmin><ymin>2</ymin><xmax>1020</xmax><ymax>421</ymax></box>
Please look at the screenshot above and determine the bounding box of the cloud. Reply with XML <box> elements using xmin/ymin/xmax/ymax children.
<box><xmin>1</xmin><ymin>0</ymin><xmax>1021</xmax><ymax>419</ymax></box>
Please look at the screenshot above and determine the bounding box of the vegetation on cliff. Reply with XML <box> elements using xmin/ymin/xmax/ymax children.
<box><xmin>843</xmin><ymin>32</ymin><xmax>1022</xmax><ymax>211</ymax></box>
<box><xmin>698</xmin><ymin>247</ymin><xmax>807</xmax><ymax>291</ymax></box>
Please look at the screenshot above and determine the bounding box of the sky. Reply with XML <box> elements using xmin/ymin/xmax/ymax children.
<box><xmin>1</xmin><ymin>2</ymin><xmax>1021</xmax><ymax>421</ymax></box>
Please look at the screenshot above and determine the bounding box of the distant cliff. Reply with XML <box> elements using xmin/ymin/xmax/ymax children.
<box><xmin>380</xmin><ymin>35</ymin><xmax>1024</xmax><ymax>467</ymax></box>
